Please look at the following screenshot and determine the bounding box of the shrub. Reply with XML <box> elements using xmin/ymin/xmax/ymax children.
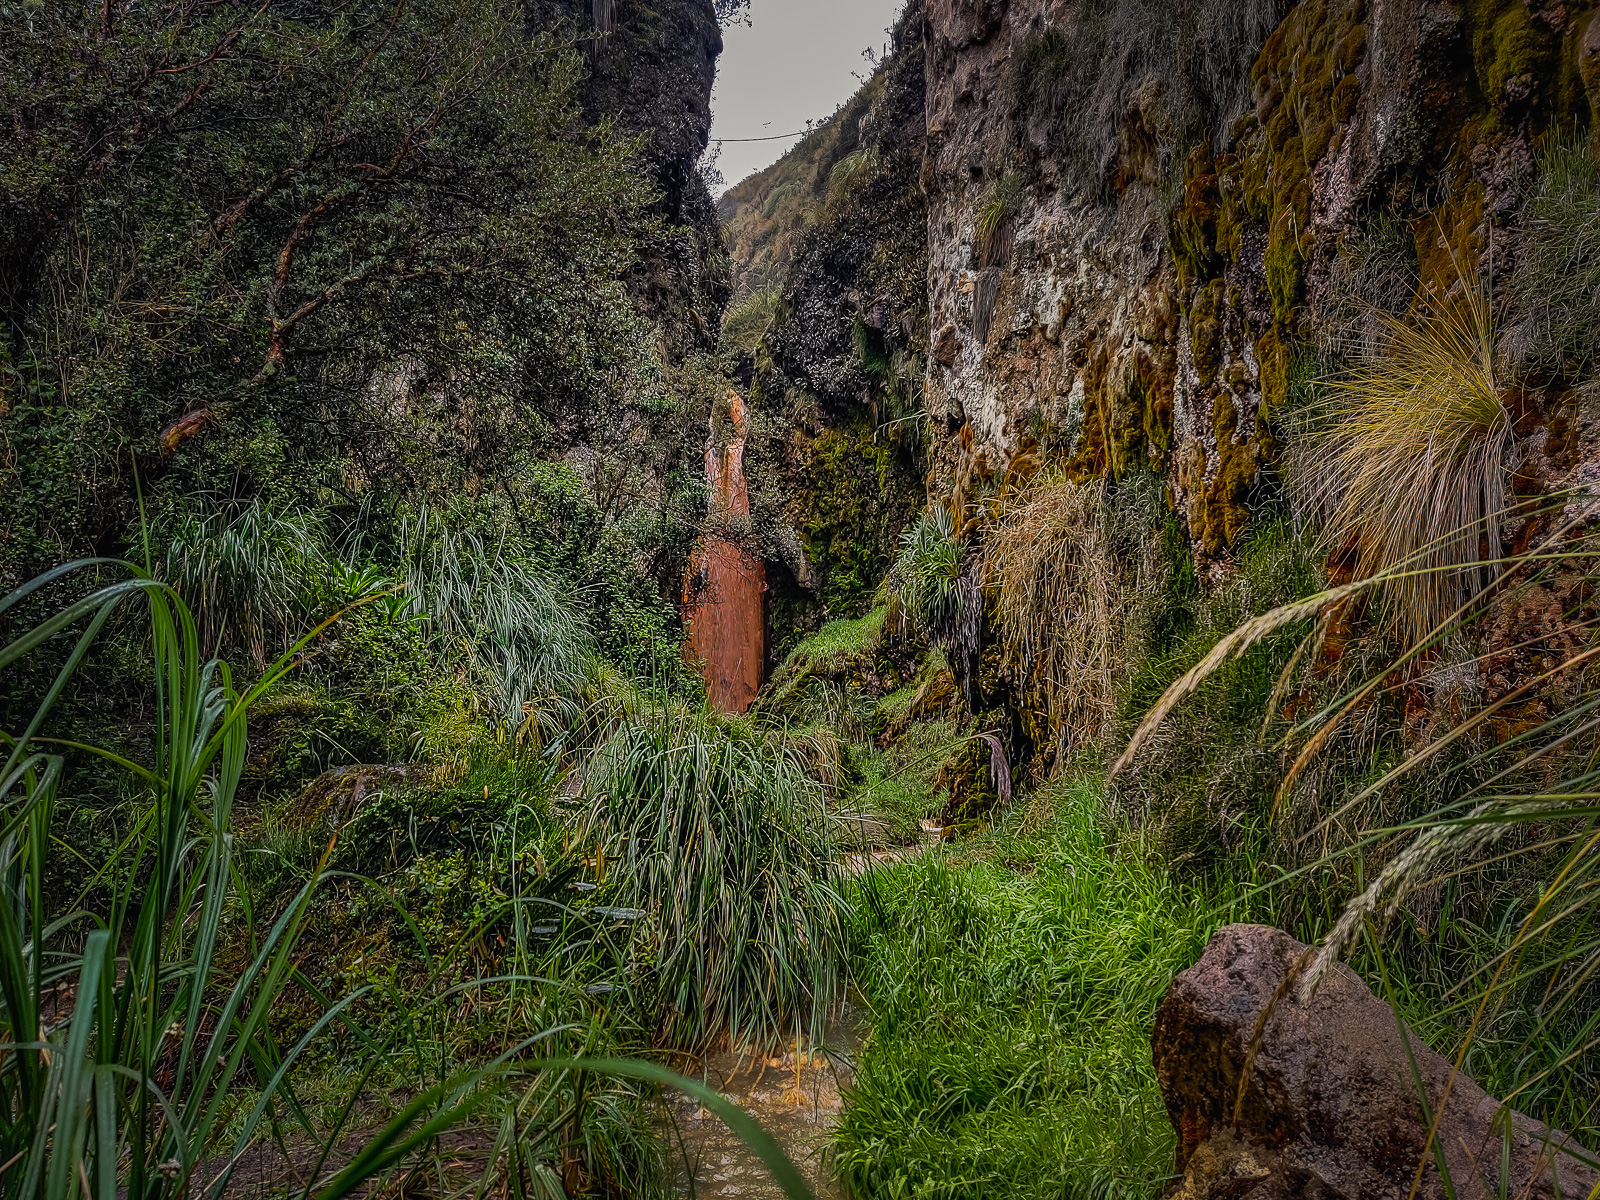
<box><xmin>585</xmin><ymin>713</ymin><xmax>848</xmax><ymax>1052</ymax></box>
<box><xmin>1292</xmin><ymin>278</ymin><xmax>1511</xmax><ymax>649</ymax></box>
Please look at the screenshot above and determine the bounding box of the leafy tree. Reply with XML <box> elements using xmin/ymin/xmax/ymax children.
<box><xmin>0</xmin><ymin>0</ymin><xmax>662</xmax><ymax>583</ymax></box>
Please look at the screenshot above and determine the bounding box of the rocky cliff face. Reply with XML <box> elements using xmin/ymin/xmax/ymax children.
<box><xmin>532</xmin><ymin>0</ymin><xmax>730</xmax><ymax>358</ymax></box>
<box><xmin>718</xmin><ymin>4</ymin><xmax>931</xmax><ymax>651</ymax></box>
<box><xmin>921</xmin><ymin>0</ymin><xmax>1599</xmax><ymax>563</ymax></box>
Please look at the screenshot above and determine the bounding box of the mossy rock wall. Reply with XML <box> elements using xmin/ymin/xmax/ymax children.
<box><xmin>922</xmin><ymin>0</ymin><xmax>1600</xmax><ymax>566</ymax></box>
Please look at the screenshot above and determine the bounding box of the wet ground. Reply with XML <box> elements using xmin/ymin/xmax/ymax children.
<box><xmin>664</xmin><ymin>1014</ymin><xmax>864</xmax><ymax>1198</ymax></box>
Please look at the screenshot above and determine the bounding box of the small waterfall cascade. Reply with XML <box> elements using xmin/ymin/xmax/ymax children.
<box><xmin>683</xmin><ymin>389</ymin><xmax>765</xmax><ymax>712</ymax></box>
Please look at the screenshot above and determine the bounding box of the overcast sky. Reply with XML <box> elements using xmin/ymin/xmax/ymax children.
<box><xmin>709</xmin><ymin>0</ymin><xmax>907</xmax><ymax>194</ymax></box>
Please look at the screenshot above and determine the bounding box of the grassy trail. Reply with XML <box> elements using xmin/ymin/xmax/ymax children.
<box><xmin>833</xmin><ymin>779</ymin><xmax>1218</xmax><ymax>1200</ymax></box>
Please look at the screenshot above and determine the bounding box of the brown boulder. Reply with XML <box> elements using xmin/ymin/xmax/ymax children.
<box><xmin>1153</xmin><ymin>924</ymin><xmax>1599</xmax><ymax>1200</ymax></box>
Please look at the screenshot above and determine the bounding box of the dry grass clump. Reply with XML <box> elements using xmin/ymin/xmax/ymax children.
<box><xmin>984</xmin><ymin>472</ymin><xmax>1144</xmax><ymax>764</ymax></box>
<box><xmin>974</xmin><ymin>173</ymin><xmax>1023</xmax><ymax>267</ymax></box>
<box><xmin>1293</xmin><ymin>280</ymin><xmax>1511</xmax><ymax>650</ymax></box>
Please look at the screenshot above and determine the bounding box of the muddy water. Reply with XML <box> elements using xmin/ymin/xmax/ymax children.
<box><xmin>683</xmin><ymin>389</ymin><xmax>765</xmax><ymax>713</ymax></box>
<box><xmin>665</xmin><ymin>1015</ymin><xmax>863</xmax><ymax>1198</ymax></box>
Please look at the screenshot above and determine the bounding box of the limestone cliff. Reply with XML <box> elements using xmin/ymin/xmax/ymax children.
<box><xmin>731</xmin><ymin>0</ymin><xmax>1600</xmax><ymax>572</ymax></box>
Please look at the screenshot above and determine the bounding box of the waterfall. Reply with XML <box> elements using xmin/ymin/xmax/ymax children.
<box><xmin>683</xmin><ymin>390</ymin><xmax>766</xmax><ymax>713</ymax></box>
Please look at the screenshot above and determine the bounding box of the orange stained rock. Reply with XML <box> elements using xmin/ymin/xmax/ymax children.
<box><xmin>683</xmin><ymin>390</ymin><xmax>765</xmax><ymax>712</ymax></box>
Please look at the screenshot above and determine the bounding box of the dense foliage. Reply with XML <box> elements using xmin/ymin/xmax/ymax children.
<box><xmin>0</xmin><ymin>0</ymin><xmax>704</xmax><ymax>613</ymax></box>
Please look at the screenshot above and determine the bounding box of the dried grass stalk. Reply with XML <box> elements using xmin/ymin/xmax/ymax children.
<box><xmin>1110</xmin><ymin>575</ymin><xmax>1383</xmax><ymax>778</ymax></box>
<box><xmin>984</xmin><ymin>473</ymin><xmax>1126</xmax><ymax>763</ymax></box>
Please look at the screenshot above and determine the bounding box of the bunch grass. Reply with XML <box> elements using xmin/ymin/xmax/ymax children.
<box><xmin>399</xmin><ymin>507</ymin><xmax>591</xmax><ymax>738</ymax></box>
<box><xmin>1507</xmin><ymin>135</ymin><xmax>1600</xmax><ymax>378</ymax></box>
<box><xmin>585</xmin><ymin>712</ymin><xmax>848</xmax><ymax>1053</ymax></box>
<box><xmin>983</xmin><ymin>473</ymin><xmax>1129</xmax><ymax>763</ymax></box>
<box><xmin>1293</xmin><ymin>278</ymin><xmax>1511</xmax><ymax>650</ymax></box>
<box><xmin>1114</xmin><ymin>503</ymin><xmax>1600</xmax><ymax>1150</ymax></box>
<box><xmin>888</xmin><ymin>507</ymin><xmax>964</xmax><ymax>646</ymax></box>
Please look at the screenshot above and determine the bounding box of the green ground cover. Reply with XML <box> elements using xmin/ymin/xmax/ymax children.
<box><xmin>834</xmin><ymin>780</ymin><xmax>1212</xmax><ymax>1200</ymax></box>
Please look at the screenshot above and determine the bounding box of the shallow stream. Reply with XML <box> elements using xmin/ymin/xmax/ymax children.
<box><xmin>665</xmin><ymin>1013</ymin><xmax>863</xmax><ymax>1198</ymax></box>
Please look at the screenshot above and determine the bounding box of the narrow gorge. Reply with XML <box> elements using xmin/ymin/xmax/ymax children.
<box><xmin>2</xmin><ymin>0</ymin><xmax>1598</xmax><ymax>1195</ymax></box>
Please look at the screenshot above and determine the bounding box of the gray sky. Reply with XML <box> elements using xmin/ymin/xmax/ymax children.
<box><xmin>709</xmin><ymin>0</ymin><xmax>907</xmax><ymax>194</ymax></box>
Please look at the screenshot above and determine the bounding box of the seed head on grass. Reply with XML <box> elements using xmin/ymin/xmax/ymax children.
<box><xmin>1295</xmin><ymin>280</ymin><xmax>1511</xmax><ymax>650</ymax></box>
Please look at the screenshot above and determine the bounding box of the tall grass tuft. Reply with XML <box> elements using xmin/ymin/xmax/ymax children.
<box><xmin>1507</xmin><ymin>135</ymin><xmax>1600</xmax><ymax>379</ymax></box>
<box><xmin>827</xmin><ymin>146</ymin><xmax>881</xmax><ymax>212</ymax></box>
<box><xmin>157</xmin><ymin>498</ymin><xmax>327</xmax><ymax>663</ymax></box>
<box><xmin>984</xmin><ymin>472</ymin><xmax>1154</xmax><ymax>763</ymax></box>
<box><xmin>1293</xmin><ymin>278</ymin><xmax>1510</xmax><ymax>649</ymax></box>
<box><xmin>974</xmin><ymin>173</ymin><xmax>1023</xmax><ymax>267</ymax></box>
<box><xmin>1114</xmin><ymin>510</ymin><xmax>1600</xmax><ymax>1144</ymax></box>
<box><xmin>585</xmin><ymin>713</ymin><xmax>847</xmax><ymax>1053</ymax></box>
<box><xmin>888</xmin><ymin>506</ymin><xmax>965</xmax><ymax>645</ymax></box>
<box><xmin>400</xmin><ymin>508</ymin><xmax>590</xmax><ymax>737</ymax></box>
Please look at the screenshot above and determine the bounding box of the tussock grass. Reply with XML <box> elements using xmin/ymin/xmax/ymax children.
<box><xmin>828</xmin><ymin>147</ymin><xmax>882</xmax><ymax>212</ymax></box>
<box><xmin>1507</xmin><ymin>136</ymin><xmax>1600</xmax><ymax>379</ymax></box>
<box><xmin>1293</xmin><ymin>281</ymin><xmax>1510</xmax><ymax>650</ymax></box>
<box><xmin>984</xmin><ymin>473</ymin><xmax>1135</xmax><ymax>763</ymax></box>
<box><xmin>1113</xmin><ymin>506</ymin><xmax>1600</xmax><ymax>1148</ymax></box>
<box><xmin>889</xmin><ymin>506</ymin><xmax>965</xmax><ymax>646</ymax></box>
<box><xmin>157</xmin><ymin>497</ymin><xmax>327</xmax><ymax>663</ymax></box>
<box><xmin>974</xmin><ymin>173</ymin><xmax>1023</xmax><ymax>267</ymax></box>
<box><xmin>400</xmin><ymin>507</ymin><xmax>591</xmax><ymax>737</ymax></box>
<box><xmin>585</xmin><ymin>712</ymin><xmax>848</xmax><ymax>1053</ymax></box>
<box><xmin>721</xmin><ymin>286</ymin><xmax>783</xmax><ymax>356</ymax></box>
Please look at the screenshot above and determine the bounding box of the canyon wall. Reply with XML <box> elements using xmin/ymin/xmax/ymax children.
<box><xmin>532</xmin><ymin>0</ymin><xmax>730</xmax><ymax>359</ymax></box>
<box><xmin>921</xmin><ymin>0</ymin><xmax>1599</xmax><ymax>563</ymax></box>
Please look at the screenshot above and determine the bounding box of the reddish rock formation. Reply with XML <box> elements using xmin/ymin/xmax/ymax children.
<box><xmin>1154</xmin><ymin>924</ymin><xmax>1599</xmax><ymax>1200</ymax></box>
<box><xmin>684</xmin><ymin>390</ymin><xmax>765</xmax><ymax>712</ymax></box>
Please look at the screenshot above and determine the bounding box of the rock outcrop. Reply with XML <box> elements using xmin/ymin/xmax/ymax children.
<box><xmin>1154</xmin><ymin>924</ymin><xmax>1600</xmax><ymax>1200</ymax></box>
<box><xmin>531</xmin><ymin>0</ymin><xmax>730</xmax><ymax>358</ymax></box>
